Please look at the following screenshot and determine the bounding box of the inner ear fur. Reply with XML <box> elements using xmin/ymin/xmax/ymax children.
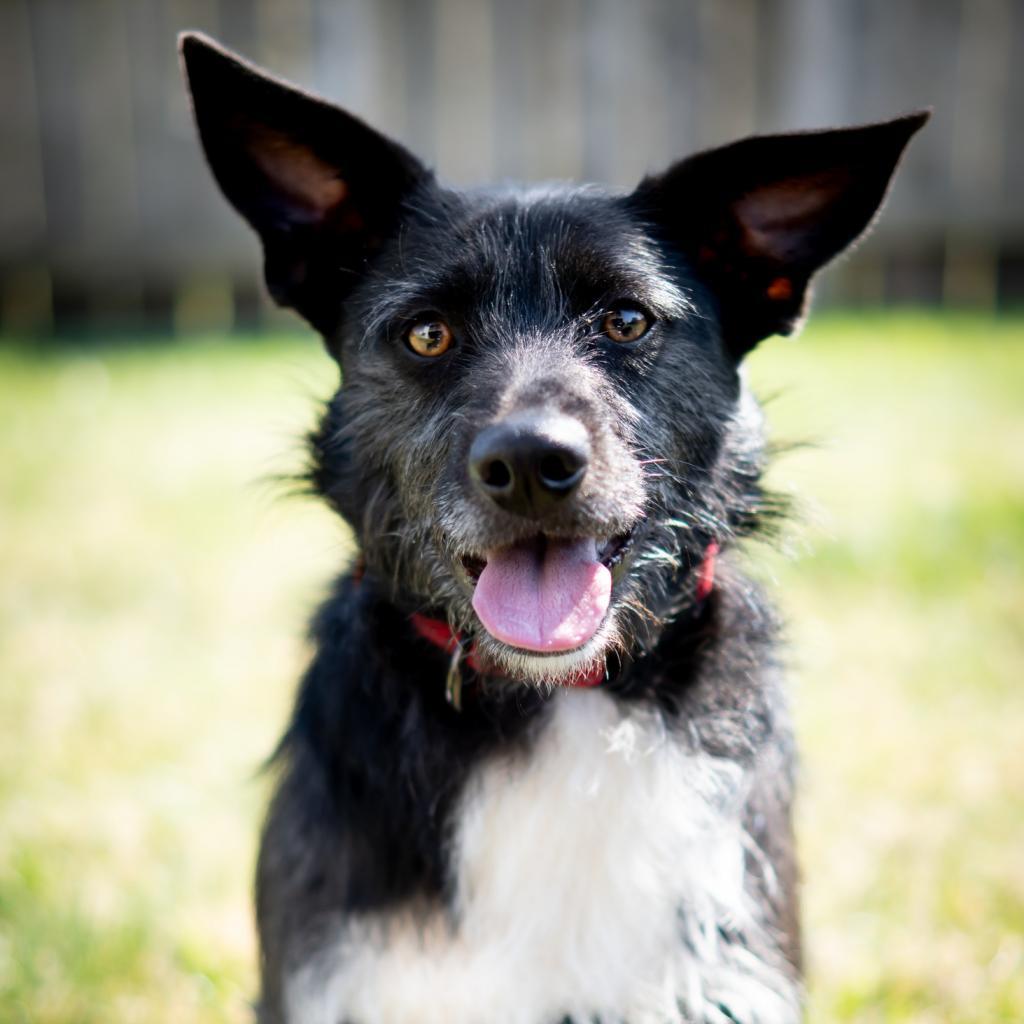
<box><xmin>179</xmin><ymin>32</ymin><xmax>429</xmax><ymax>338</ymax></box>
<box><xmin>633</xmin><ymin>112</ymin><xmax>930</xmax><ymax>358</ymax></box>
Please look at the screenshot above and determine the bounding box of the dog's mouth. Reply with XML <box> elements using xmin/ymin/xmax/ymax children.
<box><xmin>459</xmin><ymin>528</ymin><xmax>636</xmax><ymax>654</ymax></box>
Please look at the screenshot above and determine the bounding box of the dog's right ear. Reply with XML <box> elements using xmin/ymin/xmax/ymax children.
<box><xmin>179</xmin><ymin>33</ymin><xmax>429</xmax><ymax>337</ymax></box>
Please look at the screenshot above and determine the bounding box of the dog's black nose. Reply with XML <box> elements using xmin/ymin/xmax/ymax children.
<box><xmin>469</xmin><ymin>411</ymin><xmax>590</xmax><ymax>518</ymax></box>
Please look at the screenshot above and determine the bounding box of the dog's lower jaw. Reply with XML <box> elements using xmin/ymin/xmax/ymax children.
<box><xmin>474</xmin><ymin>613</ymin><xmax>619</xmax><ymax>688</ymax></box>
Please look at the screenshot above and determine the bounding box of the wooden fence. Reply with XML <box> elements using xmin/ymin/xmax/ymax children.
<box><xmin>1</xmin><ymin>0</ymin><xmax>1022</xmax><ymax>332</ymax></box>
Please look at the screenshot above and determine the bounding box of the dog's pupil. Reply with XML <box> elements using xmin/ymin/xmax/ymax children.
<box><xmin>408</xmin><ymin>320</ymin><xmax>451</xmax><ymax>356</ymax></box>
<box><xmin>607</xmin><ymin>308</ymin><xmax>646</xmax><ymax>342</ymax></box>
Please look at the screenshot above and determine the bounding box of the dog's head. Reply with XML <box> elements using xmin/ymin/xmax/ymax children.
<box><xmin>181</xmin><ymin>34</ymin><xmax>926</xmax><ymax>686</ymax></box>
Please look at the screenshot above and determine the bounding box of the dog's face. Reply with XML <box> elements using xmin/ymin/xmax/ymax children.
<box><xmin>182</xmin><ymin>34</ymin><xmax>926</xmax><ymax>685</ymax></box>
<box><xmin>326</xmin><ymin>189</ymin><xmax>736</xmax><ymax>683</ymax></box>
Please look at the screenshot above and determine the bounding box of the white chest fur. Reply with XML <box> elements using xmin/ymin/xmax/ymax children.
<box><xmin>285</xmin><ymin>690</ymin><xmax>798</xmax><ymax>1024</ymax></box>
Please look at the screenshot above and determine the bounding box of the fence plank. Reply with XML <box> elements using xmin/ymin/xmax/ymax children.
<box><xmin>3</xmin><ymin>0</ymin><xmax>1023</xmax><ymax>324</ymax></box>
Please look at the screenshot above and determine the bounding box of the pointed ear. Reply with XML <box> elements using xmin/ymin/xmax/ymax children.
<box><xmin>179</xmin><ymin>32</ymin><xmax>429</xmax><ymax>337</ymax></box>
<box><xmin>632</xmin><ymin>112</ymin><xmax>929</xmax><ymax>358</ymax></box>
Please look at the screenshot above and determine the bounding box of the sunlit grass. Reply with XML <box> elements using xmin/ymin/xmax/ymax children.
<box><xmin>1</xmin><ymin>313</ymin><xmax>1022</xmax><ymax>1022</ymax></box>
<box><xmin>745</xmin><ymin>313</ymin><xmax>1024</xmax><ymax>1023</ymax></box>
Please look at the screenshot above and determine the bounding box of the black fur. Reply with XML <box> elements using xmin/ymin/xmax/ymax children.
<box><xmin>180</xmin><ymin>31</ymin><xmax>926</xmax><ymax>1024</ymax></box>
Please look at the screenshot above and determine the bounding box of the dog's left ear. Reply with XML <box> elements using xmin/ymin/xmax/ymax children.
<box><xmin>179</xmin><ymin>32</ymin><xmax>430</xmax><ymax>338</ymax></box>
<box><xmin>633</xmin><ymin>112</ymin><xmax>929</xmax><ymax>358</ymax></box>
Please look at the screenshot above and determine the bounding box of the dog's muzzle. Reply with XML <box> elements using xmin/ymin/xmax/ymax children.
<box><xmin>462</xmin><ymin>409</ymin><xmax>627</xmax><ymax>656</ymax></box>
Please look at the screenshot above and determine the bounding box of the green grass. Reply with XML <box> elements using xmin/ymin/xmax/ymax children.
<box><xmin>745</xmin><ymin>315</ymin><xmax>1024</xmax><ymax>1022</ymax></box>
<box><xmin>1</xmin><ymin>313</ymin><xmax>1022</xmax><ymax>1022</ymax></box>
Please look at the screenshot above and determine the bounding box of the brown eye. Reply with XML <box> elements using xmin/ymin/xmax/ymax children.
<box><xmin>407</xmin><ymin>320</ymin><xmax>453</xmax><ymax>358</ymax></box>
<box><xmin>601</xmin><ymin>307</ymin><xmax>650</xmax><ymax>344</ymax></box>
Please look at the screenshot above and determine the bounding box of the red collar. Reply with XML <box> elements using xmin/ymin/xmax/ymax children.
<box><xmin>409</xmin><ymin>540</ymin><xmax>719</xmax><ymax>695</ymax></box>
<box><xmin>695</xmin><ymin>539</ymin><xmax>719</xmax><ymax>602</ymax></box>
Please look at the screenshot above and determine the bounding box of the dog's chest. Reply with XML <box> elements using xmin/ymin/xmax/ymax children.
<box><xmin>286</xmin><ymin>690</ymin><xmax>794</xmax><ymax>1024</ymax></box>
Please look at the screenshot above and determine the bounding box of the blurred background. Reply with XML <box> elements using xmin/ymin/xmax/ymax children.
<box><xmin>1</xmin><ymin>1</ymin><xmax>1022</xmax><ymax>1022</ymax></box>
<box><xmin>2</xmin><ymin>0</ymin><xmax>1024</xmax><ymax>332</ymax></box>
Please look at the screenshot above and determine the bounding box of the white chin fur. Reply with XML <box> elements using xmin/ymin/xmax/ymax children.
<box><xmin>475</xmin><ymin>612</ymin><xmax>619</xmax><ymax>687</ymax></box>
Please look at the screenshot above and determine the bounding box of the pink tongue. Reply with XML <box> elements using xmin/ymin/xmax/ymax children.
<box><xmin>472</xmin><ymin>538</ymin><xmax>611</xmax><ymax>652</ymax></box>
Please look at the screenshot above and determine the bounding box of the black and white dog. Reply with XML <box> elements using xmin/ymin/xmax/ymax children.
<box><xmin>181</xmin><ymin>34</ymin><xmax>926</xmax><ymax>1024</ymax></box>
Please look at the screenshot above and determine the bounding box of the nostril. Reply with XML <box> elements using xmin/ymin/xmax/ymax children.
<box><xmin>481</xmin><ymin>458</ymin><xmax>512</xmax><ymax>490</ymax></box>
<box><xmin>538</xmin><ymin>452</ymin><xmax>577</xmax><ymax>485</ymax></box>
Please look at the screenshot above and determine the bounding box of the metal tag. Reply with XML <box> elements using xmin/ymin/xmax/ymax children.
<box><xmin>445</xmin><ymin>639</ymin><xmax>464</xmax><ymax>711</ymax></box>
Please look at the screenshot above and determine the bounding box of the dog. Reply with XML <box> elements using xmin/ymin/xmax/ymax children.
<box><xmin>180</xmin><ymin>32</ymin><xmax>926</xmax><ymax>1024</ymax></box>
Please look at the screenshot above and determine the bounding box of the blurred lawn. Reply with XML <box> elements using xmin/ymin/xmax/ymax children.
<box><xmin>1</xmin><ymin>312</ymin><xmax>1022</xmax><ymax>1023</ymax></box>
